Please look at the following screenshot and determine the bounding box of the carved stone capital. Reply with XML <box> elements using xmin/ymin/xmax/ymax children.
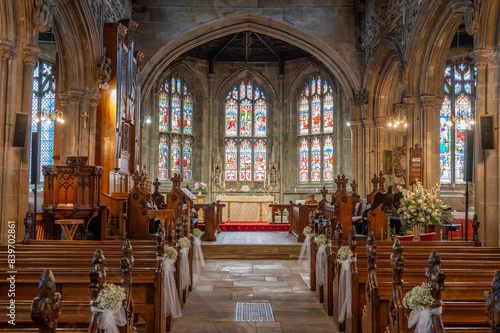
<box><xmin>349</xmin><ymin>120</ymin><xmax>361</xmax><ymax>130</ymax></box>
<box><xmin>58</xmin><ymin>92</ymin><xmax>68</xmax><ymax>107</ymax></box>
<box><xmin>68</xmin><ymin>90</ymin><xmax>84</xmax><ymax>104</ymax></box>
<box><xmin>278</xmin><ymin>74</ymin><xmax>285</xmax><ymax>82</ymax></box>
<box><xmin>21</xmin><ymin>45</ymin><xmax>40</xmax><ymax>66</ymax></box>
<box><xmin>419</xmin><ymin>94</ymin><xmax>437</xmax><ymax>109</ymax></box>
<box><xmin>472</xmin><ymin>48</ymin><xmax>493</xmax><ymax>67</ymax></box>
<box><xmin>207</xmin><ymin>73</ymin><xmax>215</xmax><ymax>81</ymax></box>
<box><xmin>87</xmin><ymin>92</ymin><xmax>101</xmax><ymax>107</ymax></box>
<box><xmin>33</xmin><ymin>0</ymin><xmax>54</xmax><ymax>33</ymax></box>
<box><xmin>0</xmin><ymin>40</ymin><xmax>14</xmax><ymax>60</ymax></box>
<box><xmin>355</xmin><ymin>89</ymin><xmax>369</xmax><ymax>106</ymax></box>
<box><xmin>374</xmin><ymin>116</ymin><xmax>387</xmax><ymax>128</ymax></box>
<box><xmin>362</xmin><ymin>118</ymin><xmax>374</xmax><ymax>128</ymax></box>
<box><xmin>403</xmin><ymin>96</ymin><xmax>416</xmax><ymax>112</ymax></box>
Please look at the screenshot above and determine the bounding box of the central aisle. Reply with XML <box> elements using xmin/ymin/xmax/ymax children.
<box><xmin>172</xmin><ymin>259</ymin><xmax>338</xmax><ymax>333</ymax></box>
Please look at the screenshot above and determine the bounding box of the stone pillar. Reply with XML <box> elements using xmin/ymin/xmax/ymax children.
<box><xmin>66</xmin><ymin>90</ymin><xmax>84</xmax><ymax>158</ymax></box>
<box><xmin>355</xmin><ymin>89</ymin><xmax>368</xmax><ymax>195</ymax></box>
<box><xmin>349</xmin><ymin>120</ymin><xmax>361</xmax><ymax>194</ymax></box>
<box><xmin>472</xmin><ymin>48</ymin><xmax>497</xmax><ymax>245</ymax></box>
<box><xmin>419</xmin><ymin>94</ymin><xmax>440</xmax><ymax>188</ymax></box>
<box><xmin>207</xmin><ymin>73</ymin><xmax>215</xmax><ymax>201</ymax></box>
<box><xmin>403</xmin><ymin>96</ymin><xmax>415</xmax><ymax>187</ymax></box>
<box><xmin>277</xmin><ymin>74</ymin><xmax>284</xmax><ymax>201</ymax></box>
<box><xmin>87</xmin><ymin>92</ymin><xmax>100</xmax><ymax>165</ymax></box>
<box><xmin>374</xmin><ymin>116</ymin><xmax>388</xmax><ymax>182</ymax></box>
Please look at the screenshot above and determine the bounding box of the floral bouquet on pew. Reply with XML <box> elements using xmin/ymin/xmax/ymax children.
<box><xmin>298</xmin><ymin>226</ymin><xmax>314</xmax><ymax>265</ymax></box>
<box><xmin>192</xmin><ymin>228</ymin><xmax>205</xmax><ymax>274</ymax></box>
<box><xmin>403</xmin><ymin>283</ymin><xmax>439</xmax><ymax>333</ymax></box>
<box><xmin>162</xmin><ymin>245</ymin><xmax>181</xmax><ymax>318</ymax></box>
<box><xmin>178</xmin><ymin>237</ymin><xmax>191</xmax><ymax>291</ymax></box>
<box><xmin>315</xmin><ymin>234</ymin><xmax>329</xmax><ymax>292</ymax></box>
<box><xmin>336</xmin><ymin>245</ymin><xmax>356</xmax><ymax>323</ymax></box>
<box><xmin>92</xmin><ymin>283</ymin><xmax>127</xmax><ymax>333</ymax></box>
<box><xmin>397</xmin><ymin>182</ymin><xmax>442</xmax><ymax>235</ymax></box>
<box><xmin>194</xmin><ymin>182</ymin><xmax>207</xmax><ymax>192</ymax></box>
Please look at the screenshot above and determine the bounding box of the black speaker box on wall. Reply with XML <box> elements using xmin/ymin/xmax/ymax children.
<box><xmin>13</xmin><ymin>113</ymin><xmax>29</xmax><ymax>147</ymax></box>
<box><xmin>31</xmin><ymin>132</ymin><xmax>39</xmax><ymax>185</ymax></box>
<box><xmin>465</xmin><ymin>129</ymin><xmax>474</xmax><ymax>182</ymax></box>
<box><xmin>481</xmin><ymin>115</ymin><xmax>495</xmax><ymax>150</ymax></box>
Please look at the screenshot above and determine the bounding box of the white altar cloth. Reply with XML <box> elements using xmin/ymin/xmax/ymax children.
<box><xmin>215</xmin><ymin>195</ymin><xmax>274</xmax><ymax>222</ymax></box>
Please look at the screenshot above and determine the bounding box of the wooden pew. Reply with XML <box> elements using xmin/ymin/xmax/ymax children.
<box><xmin>127</xmin><ymin>170</ymin><xmax>152</xmax><ymax>238</ymax></box>
<box><xmin>200</xmin><ymin>201</ymin><xmax>221</xmax><ymax>241</ymax></box>
<box><xmin>289</xmin><ymin>202</ymin><xmax>316</xmax><ymax>242</ymax></box>
<box><xmin>31</xmin><ymin>269</ymin><xmax>63</xmax><ymax>332</ymax></box>
<box><xmin>331</xmin><ymin>175</ymin><xmax>359</xmax><ymax>233</ymax></box>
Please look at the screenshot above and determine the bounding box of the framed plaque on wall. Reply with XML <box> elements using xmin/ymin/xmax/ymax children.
<box><xmin>409</xmin><ymin>144</ymin><xmax>423</xmax><ymax>185</ymax></box>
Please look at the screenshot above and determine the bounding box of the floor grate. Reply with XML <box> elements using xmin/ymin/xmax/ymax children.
<box><xmin>235</xmin><ymin>302</ymin><xmax>274</xmax><ymax>322</ymax></box>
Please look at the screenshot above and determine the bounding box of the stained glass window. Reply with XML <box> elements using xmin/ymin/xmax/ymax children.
<box><xmin>440</xmin><ymin>63</ymin><xmax>475</xmax><ymax>185</ymax></box>
<box><xmin>298</xmin><ymin>75</ymin><xmax>335</xmax><ymax>182</ymax></box>
<box><xmin>30</xmin><ymin>61</ymin><xmax>56</xmax><ymax>183</ymax></box>
<box><xmin>158</xmin><ymin>74</ymin><xmax>194</xmax><ymax>180</ymax></box>
<box><xmin>224</xmin><ymin>80</ymin><xmax>267</xmax><ymax>181</ymax></box>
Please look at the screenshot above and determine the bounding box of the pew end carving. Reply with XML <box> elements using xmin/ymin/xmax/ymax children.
<box><xmin>31</xmin><ymin>269</ymin><xmax>62</xmax><ymax>333</ymax></box>
<box><xmin>485</xmin><ymin>270</ymin><xmax>500</xmax><ymax>333</ymax></box>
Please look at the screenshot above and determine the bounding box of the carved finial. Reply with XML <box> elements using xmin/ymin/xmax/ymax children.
<box><xmin>320</xmin><ymin>186</ymin><xmax>328</xmax><ymax>201</ymax></box>
<box><xmin>89</xmin><ymin>249</ymin><xmax>107</xmax><ymax>301</ymax></box>
<box><xmin>156</xmin><ymin>223</ymin><xmax>165</xmax><ymax>256</ymax></box>
<box><xmin>132</xmin><ymin>171</ymin><xmax>141</xmax><ymax>188</ymax></box>
<box><xmin>340</xmin><ymin>174</ymin><xmax>349</xmax><ymax>189</ymax></box>
<box><xmin>120</xmin><ymin>239</ymin><xmax>134</xmax><ymax>287</ymax></box>
<box><xmin>335</xmin><ymin>175</ymin><xmax>342</xmax><ymax>191</ymax></box>
<box><xmin>31</xmin><ymin>269</ymin><xmax>62</xmax><ymax>331</ymax></box>
<box><xmin>167</xmin><ymin>221</ymin><xmax>174</xmax><ymax>245</ymax></box>
<box><xmin>351</xmin><ymin>179</ymin><xmax>358</xmax><ymax>195</ymax></box>
<box><xmin>335</xmin><ymin>221</ymin><xmax>343</xmax><ymax>250</ymax></box>
<box><xmin>325</xmin><ymin>218</ymin><xmax>332</xmax><ymax>240</ymax></box>
<box><xmin>390</xmin><ymin>239</ymin><xmax>405</xmax><ymax>284</ymax></box>
<box><xmin>348</xmin><ymin>225</ymin><xmax>357</xmax><ymax>253</ymax></box>
<box><xmin>426</xmin><ymin>250</ymin><xmax>446</xmax><ymax>309</ymax></box>
<box><xmin>153</xmin><ymin>178</ymin><xmax>161</xmax><ymax>191</ymax></box>
<box><xmin>472</xmin><ymin>213</ymin><xmax>481</xmax><ymax>246</ymax></box>
<box><xmin>378</xmin><ymin>171</ymin><xmax>386</xmax><ymax>192</ymax></box>
<box><xmin>183</xmin><ymin>215</ymin><xmax>189</xmax><ymax>237</ymax></box>
<box><xmin>175</xmin><ymin>218</ymin><xmax>182</xmax><ymax>242</ymax></box>
<box><xmin>23</xmin><ymin>212</ymin><xmax>32</xmax><ymax>245</ymax></box>
<box><xmin>171</xmin><ymin>173</ymin><xmax>183</xmax><ymax>189</ymax></box>
<box><xmin>367</xmin><ymin>232</ymin><xmax>377</xmax><ymax>270</ymax></box>
<box><xmin>485</xmin><ymin>271</ymin><xmax>500</xmax><ymax>332</ymax></box>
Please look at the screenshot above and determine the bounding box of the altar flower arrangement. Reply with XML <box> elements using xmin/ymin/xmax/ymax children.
<box><xmin>178</xmin><ymin>237</ymin><xmax>191</xmax><ymax>249</ymax></box>
<box><xmin>164</xmin><ymin>245</ymin><xmax>178</xmax><ymax>261</ymax></box>
<box><xmin>94</xmin><ymin>283</ymin><xmax>126</xmax><ymax>310</ymax></box>
<box><xmin>397</xmin><ymin>182</ymin><xmax>442</xmax><ymax>234</ymax></box>
<box><xmin>194</xmin><ymin>182</ymin><xmax>207</xmax><ymax>192</ymax></box>
<box><xmin>403</xmin><ymin>283</ymin><xmax>439</xmax><ymax>333</ymax></box>
<box><xmin>337</xmin><ymin>246</ymin><xmax>353</xmax><ymax>261</ymax></box>
<box><xmin>303</xmin><ymin>226</ymin><xmax>312</xmax><ymax>235</ymax></box>
<box><xmin>315</xmin><ymin>234</ymin><xmax>328</xmax><ymax>246</ymax></box>
<box><xmin>193</xmin><ymin>228</ymin><xmax>203</xmax><ymax>239</ymax></box>
<box><xmin>92</xmin><ymin>283</ymin><xmax>127</xmax><ymax>333</ymax></box>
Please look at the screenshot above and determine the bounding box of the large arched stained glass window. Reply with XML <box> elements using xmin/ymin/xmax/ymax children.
<box><xmin>224</xmin><ymin>80</ymin><xmax>267</xmax><ymax>181</ymax></box>
<box><xmin>440</xmin><ymin>63</ymin><xmax>476</xmax><ymax>185</ymax></box>
<box><xmin>30</xmin><ymin>61</ymin><xmax>56</xmax><ymax>183</ymax></box>
<box><xmin>298</xmin><ymin>75</ymin><xmax>334</xmax><ymax>182</ymax></box>
<box><xmin>158</xmin><ymin>74</ymin><xmax>193</xmax><ymax>180</ymax></box>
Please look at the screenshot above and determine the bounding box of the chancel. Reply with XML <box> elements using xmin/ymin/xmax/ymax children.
<box><xmin>2</xmin><ymin>0</ymin><xmax>500</xmax><ymax>332</ymax></box>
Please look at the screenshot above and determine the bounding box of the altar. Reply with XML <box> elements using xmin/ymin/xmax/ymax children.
<box><xmin>215</xmin><ymin>195</ymin><xmax>274</xmax><ymax>222</ymax></box>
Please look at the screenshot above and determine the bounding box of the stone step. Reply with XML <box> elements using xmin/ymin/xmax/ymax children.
<box><xmin>201</xmin><ymin>244</ymin><xmax>301</xmax><ymax>259</ymax></box>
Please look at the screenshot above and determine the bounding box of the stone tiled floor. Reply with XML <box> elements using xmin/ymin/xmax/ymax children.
<box><xmin>201</xmin><ymin>232</ymin><xmax>298</xmax><ymax>245</ymax></box>
<box><xmin>171</xmin><ymin>259</ymin><xmax>338</xmax><ymax>333</ymax></box>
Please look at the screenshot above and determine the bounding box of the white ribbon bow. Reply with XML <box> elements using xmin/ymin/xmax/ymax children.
<box><xmin>162</xmin><ymin>258</ymin><xmax>182</xmax><ymax>318</ymax></box>
<box><xmin>193</xmin><ymin>237</ymin><xmax>206</xmax><ymax>275</ymax></box>
<box><xmin>408</xmin><ymin>306</ymin><xmax>443</xmax><ymax>333</ymax></box>
<box><xmin>298</xmin><ymin>233</ymin><xmax>313</xmax><ymax>267</ymax></box>
<box><xmin>90</xmin><ymin>306</ymin><xmax>126</xmax><ymax>333</ymax></box>
<box><xmin>180</xmin><ymin>247</ymin><xmax>191</xmax><ymax>290</ymax></box>
<box><xmin>337</xmin><ymin>257</ymin><xmax>356</xmax><ymax>323</ymax></box>
<box><xmin>315</xmin><ymin>244</ymin><xmax>328</xmax><ymax>287</ymax></box>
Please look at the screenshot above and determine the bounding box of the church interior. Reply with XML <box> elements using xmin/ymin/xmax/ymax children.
<box><xmin>1</xmin><ymin>0</ymin><xmax>500</xmax><ymax>332</ymax></box>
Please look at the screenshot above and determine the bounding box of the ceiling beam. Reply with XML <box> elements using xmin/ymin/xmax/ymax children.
<box><xmin>253</xmin><ymin>32</ymin><xmax>284</xmax><ymax>74</ymax></box>
<box><xmin>209</xmin><ymin>33</ymin><xmax>239</xmax><ymax>73</ymax></box>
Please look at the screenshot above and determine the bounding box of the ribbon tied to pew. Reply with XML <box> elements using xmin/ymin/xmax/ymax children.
<box><xmin>315</xmin><ymin>244</ymin><xmax>328</xmax><ymax>287</ymax></box>
<box><xmin>408</xmin><ymin>305</ymin><xmax>442</xmax><ymax>333</ymax></box>
<box><xmin>337</xmin><ymin>257</ymin><xmax>356</xmax><ymax>323</ymax></box>
<box><xmin>162</xmin><ymin>258</ymin><xmax>182</xmax><ymax>318</ymax></box>
<box><xmin>91</xmin><ymin>306</ymin><xmax>126</xmax><ymax>333</ymax></box>
<box><xmin>180</xmin><ymin>247</ymin><xmax>191</xmax><ymax>290</ymax></box>
<box><xmin>298</xmin><ymin>233</ymin><xmax>313</xmax><ymax>267</ymax></box>
<box><xmin>193</xmin><ymin>237</ymin><xmax>206</xmax><ymax>275</ymax></box>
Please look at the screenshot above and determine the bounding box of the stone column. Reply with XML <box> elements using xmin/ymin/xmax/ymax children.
<box><xmin>207</xmin><ymin>73</ymin><xmax>215</xmax><ymax>201</ymax></box>
<box><xmin>277</xmin><ymin>74</ymin><xmax>284</xmax><ymax>201</ymax></box>
<box><xmin>374</xmin><ymin>115</ymin><xmax>388</xmax><ymax>182</ymax></box>
<box><xmin>419</xmin><ymin>94</ymin><xmax>439</xmax><ymax>188</ymax></box>
<box><xmin>472</xmin><ymin>48</ymin><xmax>497</xmax><ymax>245</ymax></box>
<box><xmin>61</xmin><ymin>90</ymin><xmax>84</xmax><ymax>160</ymax></box>
<box><xmin>355</xmin><ymin>89</ymin><xmax>368</xmax><ymax>195</ymax></box>
<box><xmin>403</xmin><ymin>96</ymin><xmax>415</xmax><ymax>187</ymax></box>
<box><xmin>349</xmin><ymin>120</ymin><xmax>361</xmax><ymax>194</ymax></box>
<box><xmin>87</xmin><ymin>92</ymin><xmax>100</xmax><ymax>165</ymax></box>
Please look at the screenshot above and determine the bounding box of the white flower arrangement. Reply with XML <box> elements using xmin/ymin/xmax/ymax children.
<box><xmin>194</xmin><ymin>182</ymin><xmax>207</xmax><ymax>191</ymax></box>
<box><xmin>178</xmin><ymin>237</ymin><xmax>191</xmax><ymax>249</ymax></box>
<box><xmin>164</xmin><ymin>245</ymin><xmax>178</xmax><ymax>261</ymax></box>
<box><xmin>397</xmin><ymin>182</ymin><xmax>442</xmax><ymax>234</ymax></box>
<box><xmin>315</xmin><ymin>234</ymin><xmax>328</xmax><ymax>246</ymax></box>
<box><xmin>303</xmin><ymin>226</ymin><xmax>312</xmax><ymax>235</ymax></box>
<box><xmin>193</xmin><ymin>228</ymin><xmax>203</xmax><ymax>238</ymax></box>
<box><xmin>337</xmin><ymin>246</ymin><xmax>353</xmax><ymax>261</ymax></box>
<box><xmin>403</xmin><ymin>283</ymin><xmax>434</xmax><ymax>310</ymax></box>
<box><xmin>94</xmin><ymin>283</ymin><xmax>126</xmax><ymax>310</ymax></box>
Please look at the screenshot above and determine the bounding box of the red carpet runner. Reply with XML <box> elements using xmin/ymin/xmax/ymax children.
<box><xmin>197</xmin><ymin>222</ymin><xmax>290</xmax><ymax>232</ymax></box>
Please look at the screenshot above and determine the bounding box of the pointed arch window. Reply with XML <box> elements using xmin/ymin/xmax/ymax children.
<box><xmin>439</xmin><ymin>62</ymin><xmax>476</xmax><ymax>185</ymax></box>
<box><xmin>298</xmin><ymin>75</ymin><xmax>334</xmax><ymax>182</ymax></box>
<box><xmin>30</xmin><ymin>61</ymin><xmax>56</xmax><ymax>183</ymax></box>
<box><xmin>158</xmin><ymin>74</ymin><xmax>193</xmax><ymax>180</ymax></box>
<box><xmin>224</xmin><ymin>80</ymin><xmax>267</xmax><ymax>181</ymax></box>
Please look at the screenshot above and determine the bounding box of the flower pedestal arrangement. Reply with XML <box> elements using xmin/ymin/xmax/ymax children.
<box><xmin>194</xmin><ymin>182</ymin><xmax>206</xmax><ymax>221</ymax></box>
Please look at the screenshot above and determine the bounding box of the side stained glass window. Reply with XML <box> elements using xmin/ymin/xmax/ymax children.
<box><xmin>30</xmin><ymin>61</ymin><xmax>56</xmax><ymax>183</ymax></box>
<box><xmin>440</xmin><ymin>63</ymin><xmax>475</xmax><ymax>185</ymax></box>
<box><xmin>298</xmin><ymin>74</ymin><xmax>335</xmax><ymax>182</ymax></box>
<box><xmin>224</xmin><ymin>80</ymin><xmax>267</xmax><ymax>181</ymax></box>
<box><xmin>158</xmin><ymin>74</ymin><xmax>194</xmax><ymax>180</ymax></box>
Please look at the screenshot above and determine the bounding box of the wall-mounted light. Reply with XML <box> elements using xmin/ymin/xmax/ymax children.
<box><xmin>388</xmin><ymin>103</ymin><xmax>407</xmax><ymax>128</ymax></box>
<box><xmin>144</xmin><ymin>115</ymin><xmax>152</xmax><ymax>125</ymax></box>
<box><xmin>346</xmin><ymin>121</ymin><xmax>351</xmax><ymax>127</ymax></box>
<box><xmin>445</xmin><ymin>113</ymin><xmax>475</xmax><ymax>130</ymax></box>
<box><xmin>35</xmin><ymin>108</ymin><xmax>64</xmax><ymax>123</ymax></box>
